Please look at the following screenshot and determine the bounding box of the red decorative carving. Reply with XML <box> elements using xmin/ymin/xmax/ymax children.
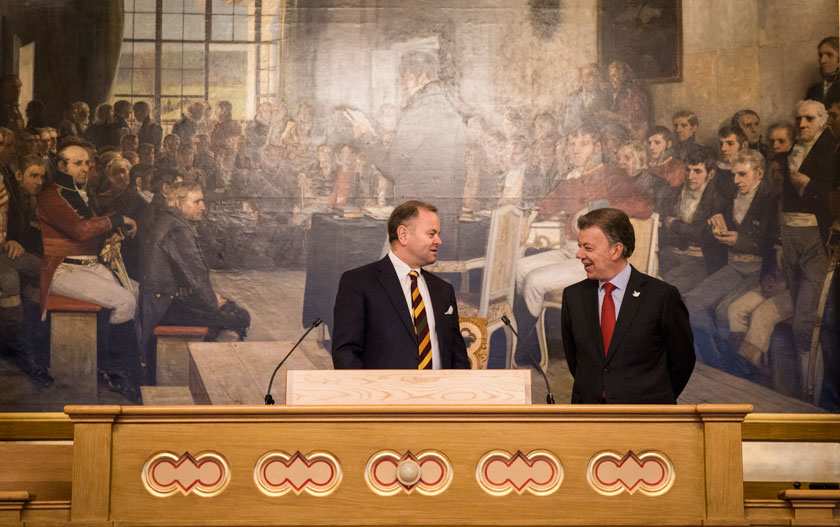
<box><xmin>587</xmin><ymin>450</ymin><xmax>674</xmax><ymax>496</ymax></box>
<box><xmin>255</xmin><ymin>451</ymin><xmax>342</xmax><ymax>496</ymax></box>
<box><xmin>142</xmin><ymin>451</ymin><xmax>230</xmax><ymax>497</ymax></box>
<box><xmin>476</xmin><ymin>450</ymin><xmax>563</xmax><ymax>496</ymax></box>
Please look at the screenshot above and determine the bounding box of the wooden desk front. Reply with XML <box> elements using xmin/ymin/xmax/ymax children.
<box><xmin>64</xmin><ymin>404</ymin><xmax>752</xmax><ymax>527</ymax></box>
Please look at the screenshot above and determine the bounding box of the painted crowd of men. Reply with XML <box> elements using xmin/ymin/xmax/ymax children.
<box><xmin>0</xmin><ymin>35</ymin><xmax>838</xmax><ymax>408</ymax></box>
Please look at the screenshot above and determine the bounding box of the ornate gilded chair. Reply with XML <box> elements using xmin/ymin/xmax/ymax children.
<box><xmin>427</xmin><ymin>205</ymin><xmax>523</xmax><ymax>368</ymax></box>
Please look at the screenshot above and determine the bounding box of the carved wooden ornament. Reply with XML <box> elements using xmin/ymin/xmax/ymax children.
<box><xmin>476</xmin><ymin>449</ymin><xmax>563</xmax><ymax>496</ymax></box>
<box><xmin>364</xmin><ymin>450</ymin><xmax>453</xmax><ymax>496</ymax></box>
<box><xmin>587</xmin><ymin>450</ymin><xmax>675</xmax><ymax>496</ymax></box>
<box><xmin>142</xmin><ymin>451</ymin><xmax>231</xmax><ymax>497</ymax></box>
<box><xmin>254</xmin><ymin>450</ymin><xmax>342</xmax><ymax>497</ymax></box>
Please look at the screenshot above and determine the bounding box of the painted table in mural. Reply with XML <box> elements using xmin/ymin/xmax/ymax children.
<box><xmin>301</xmin><ymin>212</ymin><xmax>490</xmax><ymax>334</ymax></box>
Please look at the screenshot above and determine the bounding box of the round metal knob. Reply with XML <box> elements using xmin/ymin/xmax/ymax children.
<box><xmin>396</xmin><ymin>459</ymin><xmax>421</xmax><ymax>486</ymax></box>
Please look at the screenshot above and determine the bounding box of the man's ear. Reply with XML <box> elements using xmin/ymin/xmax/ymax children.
<box><xmin>14</xmin><ymin>169</ymin><xmax>22</xmax><ymax>182</ymax></box>
<box><xmin>612</xmin><ymin>242</ymin><xmax>624</xmax><ymax>260</ymax></box>
<box><xmin>397</xmin><ymin>224</ymin><xmax>408</xmax><ymax>244</ymax></box>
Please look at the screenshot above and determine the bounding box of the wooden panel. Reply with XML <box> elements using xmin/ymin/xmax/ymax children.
<box><xmin>742</xmin><ymin>414</ymin><xmax>840</xmax><ymax>441</ymax></box>
<box><xmin>21</xmin><ymin>500</ymin><xmax>72</xmax><ymax>525</ymax></box>
<box><xmin>188</xmin><ymin>341</ymin><xmax>333</xmax><ymax>405</ymax></box>
<box><xmin>704</xmin><ymin>421</ymin><xmax>747</xmax><ymax>523</ymax></box>
<box><xmin>70</xmin><ymin>421</ymin><xmax>113</xmax><ymax>523</ymax></box>
<box><xmin>0</xmin><ymin>413</ymin><xmax>73</xmax><ymax>440</ymax></box>
<box><xmin>286</xmin><ymin>369</ymin><xmax>532</xmax><ymax>405</ymax></box>
<box><xmin>0</xmin><ymin>443</ymin><xmax>73</xmax><ymax>501</ymax></box>
<box><xmin>63</xmin><ymin>404</ymin><xmax>752</xmax><ymax>527</ymax></box>
<box><xmin>50</xmin><ymin>312</ymin><xmax>97</xmax><ymax>401</ymax></box>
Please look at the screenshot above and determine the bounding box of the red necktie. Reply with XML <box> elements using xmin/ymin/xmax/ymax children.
<box><xmin>601</xmin><ymin>282</ymin><xmax>616</xmax><ymax>356</ymax></box>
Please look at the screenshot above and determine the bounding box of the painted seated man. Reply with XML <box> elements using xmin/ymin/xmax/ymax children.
<box><xmin>140</xmin><ymin>181</ymin><xmax>250</xmax><ymax>360</ymax></box>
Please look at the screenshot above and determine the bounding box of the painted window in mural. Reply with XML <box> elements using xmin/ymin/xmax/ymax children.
<box><xmin>115</xmin><ymin>0</ymin><xmax>280</xmax><ymax>122</ymax></box>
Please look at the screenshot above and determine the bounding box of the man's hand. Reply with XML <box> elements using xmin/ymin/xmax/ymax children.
<box><xmin>123</xmin><ymin>217</ymin><xmax>137</xmax><ymax>238</ymax></box>
<box><xmin>664</xmin><ymin>216</ymin><xmax>678</xmax><ymax>228</ymax></box>
<box><xmin>791</xmin><ymin>171</ymin><xmax>810</xmax><ymax>196</ymax></box>
<box><xmin>216</xmin><ymin>293</ymin><xmax>227</xmax><ymax>307</ymax></box>
<box><xmin>708</xmin><ymin>213</ymin><xmax>727</xmax><ymax>235</ymax></box>
<box><xmin>713</xmin><ymin>230</ymin><xmax>738</xmax><ymax>246</ymax></box>
<box><xmin>3</xmin><ymin>240</ymin><xmax>24</xmax><ymax>259</ymax></box>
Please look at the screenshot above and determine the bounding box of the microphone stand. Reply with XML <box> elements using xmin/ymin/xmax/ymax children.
<box><xmin>264</xmin><ymin>318</ymin><xmax>322</xmax><ymax>405</ymax></box>
<box><xmin>501</xmin><ymin>315</ymin><xmax>556</xmax><ymax>404</ymax></box>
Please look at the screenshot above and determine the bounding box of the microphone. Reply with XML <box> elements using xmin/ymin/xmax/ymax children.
<box><xmin>264</xmin><ymin>318</ymin><xmax>323</xmax><ymax>405</ymax></box>
<box><xmin>501</xmin><ymin>315</ymin><xmax>556</xmax><ymax>404</ymax></box>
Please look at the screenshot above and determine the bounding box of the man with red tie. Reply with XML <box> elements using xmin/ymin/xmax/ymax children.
<box><xmin>331</xmin><ymin>200</ymin><xmax>469</xmax><ymax>370</ymax></box>
<box><xmin>560</xmin><ymin>208</ymin><xmax>695</xmax><ymax>404</ymax></box>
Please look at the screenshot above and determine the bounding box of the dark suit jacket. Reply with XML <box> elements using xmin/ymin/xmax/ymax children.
<box><xmin>660</xmin><ymin>173</ymin><xmax>732</xmax><ymax>275</ymax></box>
<box><xmin>712</xmin><ymin>177</ymin><xmax>779</xmax><ymax>277</ymax></box>
<box><xmin>561</xmin><ymin>266</ymin><xmax>695</xmax><ymax>404</ymax></box>
<box><xmin>780</xmin><ymin>130</ymin><xmax>839</xmax><ymax>242</ymax></box>
<box><xmin>332</xmin><ymin>256</ymin><xmax>470</xmax><ymax>370</ymax></box>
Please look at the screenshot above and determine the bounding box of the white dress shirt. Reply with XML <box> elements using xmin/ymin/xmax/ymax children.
<box><xmin>597</xmin><ymin>262</ymin><xmax>632</xmax><ymax>324</ymax></box>
<box><xmin>388</xmin><ymin>251</ymin><xmax>441</xmax><ymax>369</ymax></box>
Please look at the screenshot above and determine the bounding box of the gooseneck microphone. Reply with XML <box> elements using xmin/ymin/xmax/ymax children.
<box><xmin>264</xmin><ymin>318</ymin><xmax>323</xmax><ymax>405</ymax></box>
<box><xmin>501</xmin><ymin>315</ymin><xmax>556</xmax><ymax>404</ymax></box>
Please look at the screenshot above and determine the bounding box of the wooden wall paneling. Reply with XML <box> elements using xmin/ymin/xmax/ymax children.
<box><xmin>68</xmin><ymin>408</ymin><xmax>117</xmax><ymax>527</ymax></box>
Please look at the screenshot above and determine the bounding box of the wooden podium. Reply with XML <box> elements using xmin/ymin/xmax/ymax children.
<box><xmin>63</xmin><ymin>401</ymin><xmax>754</xmax><ymax>527</ymax></box>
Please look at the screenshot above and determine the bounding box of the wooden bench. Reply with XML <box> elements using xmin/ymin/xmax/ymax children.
<box><xmin>153</xmin><ymin>326</ymin><xmax>208</xmax><ymax>386</ymax></box>
<box><xmin>45</xmin><ymin>295</ymin><xmax>102</xmax><ymax>400</ymax></box>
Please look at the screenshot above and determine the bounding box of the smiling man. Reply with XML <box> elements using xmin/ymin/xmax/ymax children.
<box><xmin>560</xmin><ymin>207</ymin><xmax>695</xmax><ymax>404</ymax></box>
<box><xmin>332</xmin><ymin>200</ymin><xmax>469</xmax><ymax>370</ymax></box>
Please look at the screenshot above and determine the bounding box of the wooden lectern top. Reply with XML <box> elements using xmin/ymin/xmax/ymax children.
<box><xmin>285</xmin><ymin>369</ymin><xmax>532</xmax><ymax>405</ymax></box>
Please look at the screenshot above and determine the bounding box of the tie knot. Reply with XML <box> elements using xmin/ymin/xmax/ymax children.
<box><xmin>602</xmin><ymin>282</ymin><xmax>616</xmax><ymax>294</ymax></box>
<box><xmin>409</xmin><ymin>270</ymin><xmax>419</xmax><ymax>280</ymax></box>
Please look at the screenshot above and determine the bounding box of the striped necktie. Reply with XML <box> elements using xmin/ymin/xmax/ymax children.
<box><xmin>409</xmin><ymin>271</ymin><xmax>432</xmax><ymax>370</ymax></box>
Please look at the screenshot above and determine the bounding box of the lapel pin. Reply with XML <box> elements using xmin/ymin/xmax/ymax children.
<box><xmin>632</xmin><ymin>291</ymin><xmax>640</xmax><ymax>297</ymax></box>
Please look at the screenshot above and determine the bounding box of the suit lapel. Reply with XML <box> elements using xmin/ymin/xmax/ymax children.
<box><xmin>374</xmin><ymin>256</ymin><xmax>417</xmax><ymax>342</ymax></box>
<box><xmin>605</xmin><ymin>266</ymin><xmax>645</xmax><ymax>364</ymax></box>
<box><xmin>582</xmin><ymin>280</ymin><xmax>603</xmax><ymax>357</ymax></box>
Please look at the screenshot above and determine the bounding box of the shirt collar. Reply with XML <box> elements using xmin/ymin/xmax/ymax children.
<box><xmin>388</xmin><ymin>250</ymin><xmax>421</xmax><ymax>278</ymax></box>
<box><xmin>599</xmin><ymin>261</ymin><xmax>631</xmax><ymax>291</ymax></box>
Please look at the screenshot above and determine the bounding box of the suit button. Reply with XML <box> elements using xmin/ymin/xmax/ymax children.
<box><xmin>602</xmin><ymin>368</ymin><xmax>608</xmax><ymax>373</ymax></box>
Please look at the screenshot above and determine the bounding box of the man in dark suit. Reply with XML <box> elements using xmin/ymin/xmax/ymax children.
<box><xmin>351</xmin><ymin>51</ymin><xmax>467</xmax><ymax>260</ymax></box>
<box><xmin>560</xmin><ymin>208</ymin><xmax>695</xmax><ymax>404</ymax></box>
<box><xmin>777</xmin><ymin>99</ymin><xmax>839</xmax><ymax>399</ymax></box>
<box><xmin>332</xmin><ymin>200</ymin><xmax>469</xmax><ymax>370</ymax></box>
<box><xmin>684</xmin><ymin>149</ymin><xmax>779</xmax><ymax>371</ymax></box>
<box><xmin>805</xmin><ymin>37</ymin><xmax>838</xmax><ymax>104</ymax></box>
<box><xmin>659</xmin><ymin>145</ymin><xmax>731</xmax><ymax>293</ymax></box>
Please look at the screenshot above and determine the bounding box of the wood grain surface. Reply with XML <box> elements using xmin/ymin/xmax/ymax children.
<box><xmin>286</xmin><ymin>369</ymin><xmax>531</xmax><ymax>405</ymax></box>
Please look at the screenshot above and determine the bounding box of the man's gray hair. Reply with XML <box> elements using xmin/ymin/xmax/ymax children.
<box><xmin>733</xmin><ymin>149</ymin><xmax>766</xmax><ymax>173</ymax></box>
<box><xmin>794</xmin><ymin>99</ymin><xmax>828</xmax><ymax>127</ymax></box>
